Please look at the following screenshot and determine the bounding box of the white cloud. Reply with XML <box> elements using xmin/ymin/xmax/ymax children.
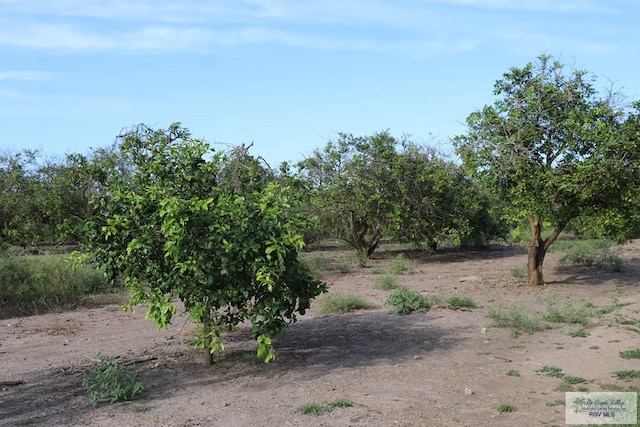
<box><xmin>420</xmin><ymin>0</ymin><xmax>615</xmax><ymax>13</ymax></box>
<box><xmin>0</xmin><ymin>70</ymin><xmax>52</xmax><ymax>80</ymax></box>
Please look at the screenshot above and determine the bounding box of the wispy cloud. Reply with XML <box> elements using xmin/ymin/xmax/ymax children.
<box><xmin>421</xmin><ymin>0</ymin><xmax>615</xmax><ymax>13</ymax></box>
<box><xmin>0</xmin><ymin>70</ymin><xmax>52</xmax><ymax>80</ymax></box>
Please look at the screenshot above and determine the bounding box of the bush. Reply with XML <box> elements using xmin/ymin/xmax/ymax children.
<box><xmin>317</xmin><ymin>292</ymin><xmax>375</xmax><ymax>313</ymax></box>
<box><xmin>0</xmin><ymin>254</ymin><xmax>116</xmax><ymax>319</ymax></box>
<box><xmin>385</xmin><ymin>288</ymin><xmax>430</xmax><ymax>315</ymax></box>
<box><xmin>555</xmin><ymin>239</ymin><xmax>624</xmax><ymax>272</ymax></box>
<box><xmin>82</xmin><ymin>354</ymin><xmax>145</xmax><ymax>406</ymax></box>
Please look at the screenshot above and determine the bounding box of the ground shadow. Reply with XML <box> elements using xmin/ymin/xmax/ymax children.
<box><xmin>159</xmin><ymin>309</ymin><xmax>474</xmax><ymax>394</ymax></box>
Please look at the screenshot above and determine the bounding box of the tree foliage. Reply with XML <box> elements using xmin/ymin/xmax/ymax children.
<box><xmin>454</xmin><ymin>55</ymin><xmax>640</xmax><ymax>285</ymax></box>
<box><xmin>85</xmin><ymin>123</ymin><xmax>327</xmax><ymax>364</ymax></box>
<box><xmin>297</xmin><ymin>131</ymin><xmax>505</xmax><ymax>258</ymax></box>
<box><xmin>0</xmin><ymin>150</ymin><xmax>93</xmax><ymax>247</ymax></box>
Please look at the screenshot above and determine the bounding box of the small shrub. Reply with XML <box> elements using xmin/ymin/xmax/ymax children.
<box><xmin>334</xmin><ymin>259</ymin><xmax>352</xmax><ymax>274</ymax></box>
<box><xmin>317</xmin><ymin>292</ymin><xmax>375</xmax><ymax>314</ymax></box>
<box><xmin>82</xmin><ymin>354</ymin><xmax>145</xmax><ymax>407</ymax></box>
<box><xmin>506</xmin><ymin>369</ymin><xmax>520</xmax><ymax>377</ymax></box>
<box><xmin>385</xmin><ymin>288</ymin><xmax>430</xmax><ymax>315</ymax></box>
<box><xmin>302</xmin><ymin>254</ymin><xmax>327</xmax><ymax>275</ymax></box>
<box><xmin>619</xmin><ymin>348</ymin><xmax>640</xmax><ymax>359</ymax></box>
<box><xmin>445</xmin><ymin>296</ymin><xmax>477</xmax><ymax>309</ymax></box>
<box><xmin>374</xmin><ymin>275</ymin><xmax>398</xmax><ymax>290</ymax></box>
<box><xmin>556</xmin><ymin>239</ymin><xmax>624</xmax><ymax>271</ymax></box>
<box><xmin>498</xmin><ymin>402</ymin><xmax>517</xmax><ymax>413</ymax></box>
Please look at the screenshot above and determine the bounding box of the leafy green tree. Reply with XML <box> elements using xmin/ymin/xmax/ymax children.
<box><xmin>455</xmin><ymin>55</ymin><xmax>640</xmax><ymax>285</ymax></box>
<box><xmin>297</xmin><ymin>131</ymin><xmax>504</xmax><ymax>258</ymax></box>
<box><xmin>84</xmin><ymin>123</ymin><xmax>327</xmax><ymax>364</ymax></box>
<box><xmin>0</xmin><ymin>150</ymin><xmax>93</xmax><ymax>247</ymax></box>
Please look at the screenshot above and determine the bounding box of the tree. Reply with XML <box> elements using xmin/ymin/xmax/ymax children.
<box><xmin>0</xmin><ymin>150</ymin><xmax>93</xmax><ymax>247</ymax></box>
<box><xmin>454</xmin><ymin>55</ymin><xmax>640</xmax><ymax>285</ymax></box>
<box><xmin>84</xmin><ymin>123</ymin><xmax>327</xmax><ymax>364</ymax></box>
<box><xmin>297</xmin><ymin>131</ymin><xmax>504</xmax><ymax>258</ymax></box>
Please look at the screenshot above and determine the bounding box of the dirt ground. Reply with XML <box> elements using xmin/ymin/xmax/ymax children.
<box><xmin>1</xmin><ymin>241</ymin><xmax>640</xmax><ymax>427</ymax></box>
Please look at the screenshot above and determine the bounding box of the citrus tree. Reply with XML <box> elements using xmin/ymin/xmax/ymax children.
<box><xmin>454</xmin><ymin>55</ymin><xmax>640</xmax><ymax>285</ymax></box>
<box><xmin>297</xmin><ymin>131</ymin><xmax>504</xmax><ymax>258</ymax></box>
<box><xmin>85</xmin><ymin>123</ymin><xmax>326</xmax><ymax>364</ymax></box>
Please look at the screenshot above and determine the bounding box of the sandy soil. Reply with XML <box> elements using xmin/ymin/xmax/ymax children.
<box><xmin>1</xmin><ymin>241</ymin><xmax>640</xmax><ymax>427</ymax></box>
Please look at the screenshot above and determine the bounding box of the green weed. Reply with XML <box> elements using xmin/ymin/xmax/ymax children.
<box><xmin>619</xmin><ymin>348</ymin><xmax>640</xmax><ymax>359</ymax></box>
<box><xmin>613</xmin><ymin>370</ymin><xmax>640</xmax><ymax>382</ymax></box>
<box><xmin>374</xmin><ymin>275</ymin><xmax>399</xmax><ymax>290</ymax></box>
<box><xmin>317</xmin><ymin>292</ymin><xmax>375</xmax><ymax>314</ymax></box>
<box><xmin>488</xmin><ymin>304</ymin><xmax>545</xmax><ymax>333</ymax></box>
<box><xmin>567</xmin><ymin>330</ymin><xmax>590</xmax><ymax>338</ymax></box>
<box><xmin>82</xmin><ymin>354</ymin><xmax>145</xmax><ymax>407</ymax></box>
<box><xmin>498</xmin><ymin>403</ymin><xmax>517</xmax><ymax>413</ymax></box>
<box><xmin>385</xmin><ymin>288</ymin><xmax>430</xmax><ymax>315</ymax></box>
<box><xmin>445</xmin><ymin>296</ymin><xmax>477</xmax><ymax>309</ymax></box>
<box><xmin>537</xmin><ymin>365</ymin><xmax>564</xmax><ymax>378</ymax></box>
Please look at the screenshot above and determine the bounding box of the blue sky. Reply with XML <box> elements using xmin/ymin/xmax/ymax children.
<box><xmin>1</xmin><ymin>0</ymin><xmax>638</xmax><ymax>167</ymax></box>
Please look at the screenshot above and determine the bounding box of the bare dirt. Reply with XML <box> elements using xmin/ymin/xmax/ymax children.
<box><xmin>1</xmin><ymin>241</ymin><xmax>640</xmax><ymax>427</ymax></box>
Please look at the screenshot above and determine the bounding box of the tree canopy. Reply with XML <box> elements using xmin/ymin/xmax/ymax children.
<box><xmin>297</xmin><ymin>131</ymin><xmax>505</xmax><ymax>258</ymax></box>
<box><xmin>454</xmin><ymin>55</ymin><xmax>640</xmax><ymax>285</ymax></box>
<box><xmin>84</xmin><ymin>123</ymin><xmax>327</xmax><ymax>364</ymax></box>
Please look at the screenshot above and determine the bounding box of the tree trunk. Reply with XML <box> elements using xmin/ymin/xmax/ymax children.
<box><xmin>526</xmin><ymin>215</ymin><xmax>563</xmax><ymax>286</ymax></box>
<box><xmin>347</xmin><ymin>211</ymin><xmax>382</xmax><ymax>259</ymax></box>
<box><xmin>203</xmin><ymin>316</ymin><xmax>214</xmax><ymax>366</ymax></box>
<box><xmin>527</xmin><ymin>215</ymin><xmax>546</xmax><ymax>286</ymax></box>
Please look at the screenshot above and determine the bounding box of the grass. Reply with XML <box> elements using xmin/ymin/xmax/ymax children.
<box><xmin>508</xmin><ymin>266</ymin><xmax>526</xmax><ymax>279</ymax></box>
<box><xmin>567</xmin><ymin>330</ymin><xmax>590</xmax><ymax>338</ymax></box>
<box><xmin>385</xmin><ymin>288</ymin><xmax>431</xmax><ymax>315</ymax></box>
<box><xmin>563</xmin><ymin>375</ymin><xmax>588</xmax><ymax>384</ymax></box>
<box><xmin>537</xmin><ymin>365</ymin><xmax>565</xmax><ymax>378</ymax></box>
<box><xmin>317</xmin><ymin>292</ymin><xmax>375</xmax><ymax>314</ymax></box>
<box><xmin>552</xmin><ymin>239</ymin><xmax>624</xmax><ymax>272</ymax></box>
<box><xmin>374</xmin><ymin>275</ymin><xmax>399</xmax><ymax>290</ymax></box>
<box><xmin>297</xmin><ymin>399</ymin><xmax>356</xmax><ymax>416</ymax></box>
<box><xmin>613</xmin><ymin>370</ymin><xmax>640</xmax><ymax>382</ymax></box>
<box><xmin>497</xmin><ymin>402</ymin><xmax>517</xmax><ymax>413</ymax></box>
<box><xmin>506</xmin><ymin>369</ymin><xmax>520</xmax><ymax>377</ymax></box>
<box><xmin>445</xmin><ymin>296</ymin><xmax>477</xmax><ymax>309</ymax></box>
<box><xmin>388</xmin><ymin>255</ymin><xmax>413</xmax><ymax>275</ymax></box>
<box><xmin>487</xmin><ymin>304</ymin><xmax>546</xmax><ymax>333</ymax></box>
<box><xmin>0</xmin><ymin>253</ymin><xmax>118</xmax><ymax>319</ymax></box>
<box><xmin>541</xmin><ymin>296</ymin><xmax>595</xmax><ymax>326</ymax></box>
<box><xmin>619</xmin><ymin>348</ymin><xmax>640</xmax><ymax>359</ymax></box>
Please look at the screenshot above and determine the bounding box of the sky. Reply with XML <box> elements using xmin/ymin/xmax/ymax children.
<box><xmin>1</xmin><ymin>0</ymin><xmax>638</xmax><ymax>167</ymax></box>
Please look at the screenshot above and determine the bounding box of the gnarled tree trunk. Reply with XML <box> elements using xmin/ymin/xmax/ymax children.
<box><xmin>527</xmin><ymin>215</ymin><xmax>562</xmax><ymax>286</ymax></box>
<box><xmin>347</xmin><ymin>211</ymin><xmax>383</xmax><ymax>259</ymax></box>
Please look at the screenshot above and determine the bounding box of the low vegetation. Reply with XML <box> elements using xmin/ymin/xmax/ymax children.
<box><xmin>552</xmin><ymin>239</ymin><xmax>625</xmax><ymax>272</ymax></box>
<box><xmin>317</xmin><ymin>292</ymin><xmax>375</xmax><ymax>314</ymax></box>
<box><xmin>82</xmin><ymin>354</ymin><xmax>145</xmax><ymax>407</ymax></box>
<box><xmin>297</xmin><ymin>399</ymin><xmax>356</xmax><ymax>416</ymax></box>
<box><xmin>0</xmin><ymin>253</ymin><xmax>116</xmax><ymax>319</ymax></box>
<box><xmin>385</xmin><ymin>288</ymin><xmax>431</xmax><ymax>315</ymax></box>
